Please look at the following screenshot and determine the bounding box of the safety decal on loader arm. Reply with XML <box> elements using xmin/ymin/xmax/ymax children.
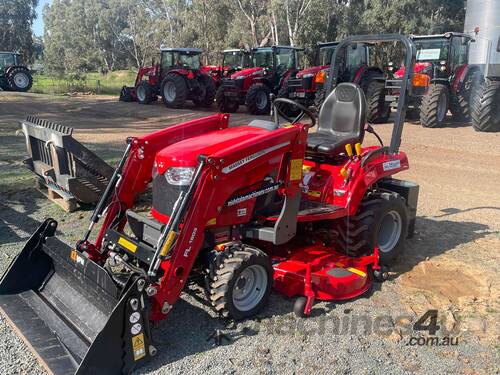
<box><xmin>132</xmin><ymin>333</ymin><xmax>146</xmax><ymax>361</ymax></box>
<box><xmin>290</xmin><ymin>159</ymin><xmax>303</xmax><ymax>180</ymax></box>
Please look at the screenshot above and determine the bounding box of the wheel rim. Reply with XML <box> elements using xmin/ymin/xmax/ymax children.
<box><xmin>232</xmin><ymin>264</ymin><xmax>268</xmax><ymax>312</ymax></box>
<box><xmin>256</xmin><ymin>90</ymin><xmax>268</xmax><ymax>110</ymax></box>
<box><xmin>164</xmin><ymin>81</ymin><xmax>176</xmax><ymax>102</ymax></box>
<box><xmin>437</xmin><ymin>92</ymin><xmax>447</xmax><ymax>122</ymax></box>
<box><xmin>137</xmin><ymin>86</ymin><xmax>146</xmax><ymax>101</ymax></box>
<box><xmin>14</xmin><ymin>73</ymin><xmax>29</xmax><ymax>89</ymax></box>
<box><xmin>377</xmin><ymin>210</ymin><xmax>402</xmax><ymax>253</ymax></box>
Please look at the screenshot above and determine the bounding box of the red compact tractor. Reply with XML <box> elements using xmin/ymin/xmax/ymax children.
<box><xmin>120</xmin><ymin>48</ymin><xmax>215</xmax><ymax>108</ymax></box>
<box><xmin>0</xmin><ymin>35</ymin><xmax>419</xmax><ymax>375</ymax></box>
<box><xmin>201</xmin><ymin>49</ymin><xmax>250</xmax><ymax>88</ymax></box>
<box><xmin>384</xmin><ymin>32</ymin><xmax>482</xmax><ymax>127</ymax></box>
<box><xmin>281</xmin><ymin>42</ymin><xmax>388</xmax><ymax>122</ymax></box>
<box><xmin>216</xmin><ymin>46</ymin><xmax>302</xmax><ymax>115</ymax></box>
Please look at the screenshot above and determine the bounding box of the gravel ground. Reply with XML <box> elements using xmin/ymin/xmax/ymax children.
<box><xmin>0</xmin><ymin>92</ymin><xmax>499</xmax><ymax>375</ymax></box>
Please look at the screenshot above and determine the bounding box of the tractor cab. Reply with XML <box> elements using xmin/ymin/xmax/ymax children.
<box><xmin>222</xmin><ymin>49</ymin><xmax>250</xmax><ymax>74</ymax></box>
<box><xmin>0</xmin><ymin>52</ymin><xmax>20</xmax><ymax>71</ymax></box>
<box><xmin>216</xmin><ymin>45</ymin><xmax>302</xmax><ymax>115</ymax></box>
<box><xmin>159</xmin><ymin>48</ymin><xmax>203</xmax><ymax>76</ymax></box>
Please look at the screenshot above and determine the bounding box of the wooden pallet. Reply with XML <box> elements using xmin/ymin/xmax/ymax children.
<box><xmin>35</xmin><ymin>179</ymin><xmax>78</xmax><ymax>212</ymax></box>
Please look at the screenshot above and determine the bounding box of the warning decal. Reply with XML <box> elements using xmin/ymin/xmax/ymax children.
<box><xmin>132</xmin><ymin>333</ymin><xmax>146</xmax><ymax>361</ymax></box>
<box><xmin>290</xmin><ymin>159</ymin><xmax>303</xmax><ymax>181</ymax></box>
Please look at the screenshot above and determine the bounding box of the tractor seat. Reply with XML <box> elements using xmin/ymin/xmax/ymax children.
<box><xmin>307</xmin><ymin>83</ymin><xmax>366</xmax><ymax>156</ymax></box>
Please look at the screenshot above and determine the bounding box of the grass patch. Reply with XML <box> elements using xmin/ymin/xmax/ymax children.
<box><xmin>31</xmin><ymin>70</ymin><xmax>137</xmax><ymax>96</ymax></box>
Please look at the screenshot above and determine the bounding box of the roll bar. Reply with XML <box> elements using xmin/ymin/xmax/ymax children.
<box><xmin>326</xmin><ymin>34</ymin><xmax>416</xmax><ymax>154</ymax></box>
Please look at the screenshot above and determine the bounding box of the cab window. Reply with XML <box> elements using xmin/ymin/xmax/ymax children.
<box><xmin>275</xmin><ymin>48</ymin><xmax>296</xmax><ymax>75</ymax></box>
<box><xmin>451</xmin><ymin>37</ymin><xmax>468</xmax><ymax>65</ymax></box>
<box><xmin>161</xmin><ymin>52</ymin><xmax>173</xmax><ymax>69</ymax></box>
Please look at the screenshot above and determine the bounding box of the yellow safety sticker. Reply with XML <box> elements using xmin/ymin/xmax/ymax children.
<box><xmin>206</xmin><ymin>218</ymin><xmax>217</xmax><ymax>226</ymax></box>
<box><xmin>307</xmin><ymin>190</ymin><xmax>321</xmax><ymax>198</ymax></box>
<box><xmin>118</xmin><ymin>237</ymin><xmax>137</xmax><ymax>253</ymax></box>
<box><xmin>70</xmin><ymin>250</ymin><xmax>77</xmax><ymax>262</ymax></box>
<box><xmin>347</xmin><ymin>267</ymin><xmax>367</xmax><ymax>278</ymax></box>
<box><xmin>132</xmin><ymin>333</ymin><xmax>146</xmax><ymax>361</ymax></box>
<box><xmin>159</xmin><ymin>231</ymin><xmax>176</xmax><ymax>258</ymax></box>
<box><xmin>290</xmin><ymin>159</ymin><xmax>303</xmax><ymax>181</ymax></box>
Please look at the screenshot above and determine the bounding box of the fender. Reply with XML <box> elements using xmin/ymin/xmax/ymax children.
<box><xmin>4</xmin><ymin>65</ymin><xmax>30</xmax><ymax>75</ymax></box>
<box><xmin>354</xmin><ymin>66</ymin><xmax>384</xmax><ymax>85</ymax></box>
<box><xmin>451</xmin><ymin>64</ymin><xmax>480</xmax><ymax>93</ymax></box>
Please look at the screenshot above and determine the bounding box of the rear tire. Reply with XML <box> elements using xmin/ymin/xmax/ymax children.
<box><xmin>335</xmin><ymin>191</ymin><xmax>409</xmax><ymax>266</ymax></box>
<box><xmin>7</xmin><ymin>67</ymin><xmax>33</xmax><ymax>92</ymax></box>
<box><xmin>246</xmin><ymin>84</ymin><xmax>271</xmax><ymax>115</ymax></box>
<box><xmin>450</xmin><ymin>70</ymin><xmax>481</xmax><ymax>122</ymax></box>
<box><xmin>365</xmin><ymin>80</ymin><xmax>390</xmax><ymax>123</ymax></box>
<box><xmin>420</xmin><ymin>83</ymin><xmax>449</xmax><ymax>128</ymax></box>
<box><xmin>215</xmin><ymin>86</ymin><xmax>239</xmax><ymax>112</ymax></box>
<box><xmin>161</xmin><ymin>74</ymin><xmax>188</xmax><ymax>108</ymax></box>
<box><xmin>471</xmin><ymin>80</ymin><xmax>500</xmax><ymax>132</ymax></box>
<box><xmin>136</xmin><ymin>81</ymin><xmax>155</xmax><ymax>104</ymax></box>
<box><xmin>206</xmin><ymin>244</ymin><xmax>272</xmax><ymax>320</ymax></box>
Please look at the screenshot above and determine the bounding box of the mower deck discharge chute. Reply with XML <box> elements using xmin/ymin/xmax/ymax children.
<box><xmin>1</xmin><ymin>35</ymin><xmax>419</xmax><ymax>374</ymax></box>
<box><xmin>20</xmin><ymin>116</ymin><xmax>114</xmax><ymax>210</ymax></box>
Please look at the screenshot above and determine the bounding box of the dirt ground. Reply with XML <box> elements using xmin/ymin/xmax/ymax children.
<box><xmin>0</xmin><ymin>92</ymin><xmax>499</xmax><ymax>375</ymax></box>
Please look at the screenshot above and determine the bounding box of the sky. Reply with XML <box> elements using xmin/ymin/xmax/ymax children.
<box><xmin>32</xmin><ymin>0</ymin><xmax>52</xmax><ymax>37</ymax></box>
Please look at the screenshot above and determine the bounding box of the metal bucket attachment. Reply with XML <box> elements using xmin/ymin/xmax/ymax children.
<box><xmin>20</xmin><ymin>116</ymin><xmax>114</xmax><ymax>206</ymax></box>
<box><xmin>0</xmin><ymin>219</ymin><xmax>153</xmax><ymax>375</ymax></box>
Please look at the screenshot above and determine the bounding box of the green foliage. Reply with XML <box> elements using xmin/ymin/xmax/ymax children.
<box><xmin>0</xmin><ymin>0</ymin><xmax>38</xmax><ymax>63</ymax></box>
<box><xmin>2</xmin><ymin>0</ymin><xmax>468</xmax><ymax>74</ymax></box>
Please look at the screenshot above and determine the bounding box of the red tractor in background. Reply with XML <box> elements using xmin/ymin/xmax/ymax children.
<box><xmin>201</xmin><ymin>49</ymin><xmax>250</xmax><ymax>88</ymax></box>
<box><xmin>120</xmin><ymin>48</ymin><xmax>215</xmax><ymax>108</ymax></box>
<box><xmin>216</xmin><ymin>45</ymin><xmax>302</xmax><ymax>115</ymax></box>
<box><xmin>384</xmin><ymin>32</ymin><xmax>481</xmax><ymax>127</ymax></box>
<box><xmin>281</xmin><ymin>42</ymin><xmax>389</xmax><ymax>123</ymax></box>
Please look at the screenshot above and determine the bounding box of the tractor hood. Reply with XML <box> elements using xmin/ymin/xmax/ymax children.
<box><xmin>155</xmin><ymin>125</ymin><xmax>272</xmax><ymax>173</ymax></box>
<box><xmin>230</xmin><ymin>67</ymin><xmax>263</xmax><ymax>79</ymax></box>
<box><xmin>296</xmin><ymin>65</ymin><xmax>328</xmax><ymax>78</ymax></box>
<box><xmin>394</xmin><ymin>62</ymin><xmax>431</xmax><ymax>78</ymax></box>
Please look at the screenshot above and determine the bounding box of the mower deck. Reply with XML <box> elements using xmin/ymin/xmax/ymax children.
<box><xmin>273</xmin><ymin>245</ymin><xmax>378</xmax><ymax>315</ymax></box>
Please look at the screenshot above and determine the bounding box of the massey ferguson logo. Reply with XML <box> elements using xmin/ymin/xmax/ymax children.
<box><xmin>222</xmin><ymin>142</ymin><xmax>290</xmax><ymax>174</ymax></box>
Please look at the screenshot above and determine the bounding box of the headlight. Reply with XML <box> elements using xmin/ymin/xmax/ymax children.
<box><xmin>302</xmin><ymin>73</ymin><xmax>314</xmax><ymax>78</ymax></box>
<box><xmin>165</xmin><ymin>167</ymin><xmax>195</xmax><ymax>186</ymax></box>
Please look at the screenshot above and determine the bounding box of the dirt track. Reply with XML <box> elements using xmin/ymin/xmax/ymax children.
<box><xmin>0</xmin><ymin>92</ymin><xmax>499</xmax><ymax>374</ymax></box>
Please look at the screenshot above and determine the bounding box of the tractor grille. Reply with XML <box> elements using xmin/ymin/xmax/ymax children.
<box><xmin>286</xmin><ymin>78</ymin><xmax>302</xmax><ymax>90</ymax></box>
<box><xmin>152</xmin><ymin>174</ymin><xmax>189</xmax><ymax>217</ymax></box>
<box><xmin>222</xmin><ymin>78</ymin><xmax>243</xmax><ymax>90</ymax></box>
<box><xmin>30</xmin><ymin>136</ymin><xmax>53</xmax><ymax>166</ymax></box>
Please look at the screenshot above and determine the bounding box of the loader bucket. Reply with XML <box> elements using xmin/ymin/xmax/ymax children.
<box><xmin>20</xmin><ymin>116</ymin><xmax>114</xmax><ymax>206</ymax></box>
<box><xmin>0</xmin><ymin>219</ymin><xmax>153</xmax><ymax>375</ymax></box>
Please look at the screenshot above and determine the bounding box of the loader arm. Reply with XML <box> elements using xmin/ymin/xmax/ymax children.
<box><xmin>87</xmin><ymin>113</ymin><xmax>230</xmax><ymax>255</ymax></box>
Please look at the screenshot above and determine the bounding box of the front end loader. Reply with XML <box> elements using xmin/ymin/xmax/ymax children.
<box><xmin>1</xmin><ymin>35</ymin><xmax>419</xmax><ymax>375</ymax></box>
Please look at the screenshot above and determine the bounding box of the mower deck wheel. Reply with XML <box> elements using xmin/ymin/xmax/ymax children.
<box><xmin>293</xmin><ymin>297</ymin><xmax>308</xmax><ymax>318</ymax></box>
<box><xmin>420</xmin><ymin>83</ymin><xmax>449</xmax><ymax>128</ymax></box>
<box><xmin>206</xmin><ymin>244</ymin><xmax>272</xmax><ymax>320</ymax></box>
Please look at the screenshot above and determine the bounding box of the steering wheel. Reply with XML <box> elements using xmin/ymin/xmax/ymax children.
<box><xmin>273</xmin><ymin>97</ymin><xmax>316</xmax><ymax>128</ymax></box>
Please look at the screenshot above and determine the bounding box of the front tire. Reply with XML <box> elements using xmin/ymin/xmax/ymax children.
<box><xmin>7</xmin><ymin>67</ymin><xmax>33</xmax><ymax>92</ymax></box>
<box><xmin>365</xmin><ymin>80</ymin><xmax>390</xmax><ymax>123</ymax></box>
<box><xmin>215</xmin><ymin>86</ymin><xmax>239</xmax><ymax>112</ymax></box>
<box><xmin>246</xmin><ymin>84</ymin><xmax>271</xmax><ymax>115</ymax></box>
<box><xmin>206</xmin><ymin>244</ymin><xmax>273</xmax><ymax>320</ymax></box>
<box><xmin>161</xmin><ymin>74</ymin><xmax>188</xmax><ymax>108</ymax></box>
<box><xmin>335</xmin><ymin>191</ymin><xmax>409</xmax><ymax>266</ymax></box>
<box><xmin>192</xmin><ymin>74</ymin><xmax>216</xmax><ymax>107</ymax></box>
<box><xmin>420</xmin><ymin>84</ymin><xmax>449</xmax><ymax>128</ymax></box>
<box><xmin>471</xmin><ymin>80</ymin><xmax>500</xmax><ymax>132</ymax></box>
<box><xmin>119</xmin><ymin>86</ymin><xmax>134</xmax><ymax>102</ymax></box>
<box><xmin>136</xmin><ymin>81</ymin><xmax>155</xmax><ymax>104</ymax></box>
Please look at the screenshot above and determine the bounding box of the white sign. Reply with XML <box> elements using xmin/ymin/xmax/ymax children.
<box><xmin>383</xmin><ymin>160</ymin><xmax>401</xmax><ymax>171</ymax></box>
<box><xmin>416</xmin><ymin>48</ymin><xmax>441</xmax><ymax>61</ymax></box>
